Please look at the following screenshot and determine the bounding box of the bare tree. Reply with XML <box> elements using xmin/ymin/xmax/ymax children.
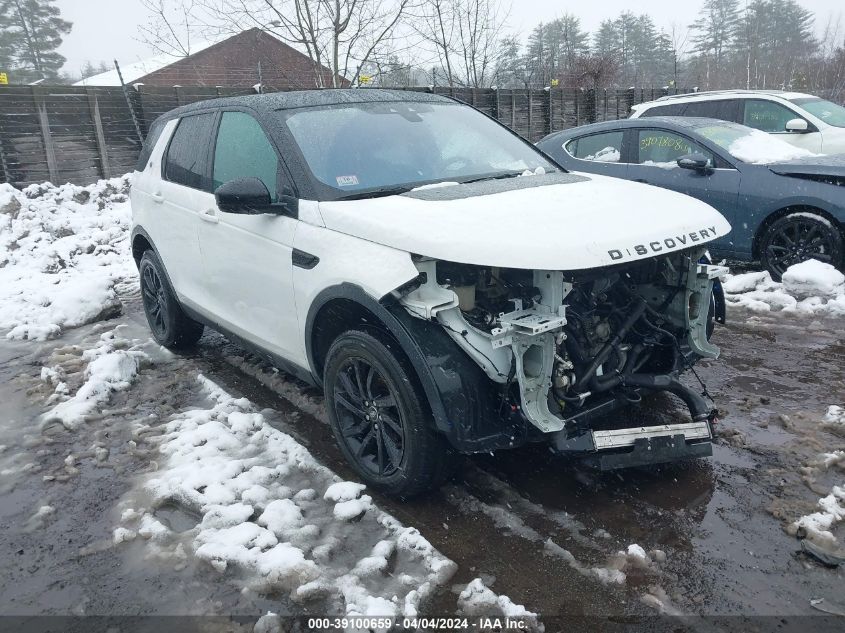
<box><xmin>414</xmin><ymin>0</ymin><xmax>508</xmax><ymax>88</ymax></box>
<box><xmin>187</xmin><ymin>0</ymin><xmax>412</xmax><ymax>87</ymax></box>
<box><xmin>573</xmin><ymin>52</ymin><xmax>618</xmax><ymax>89</ymax></box>
<box><xmin>138</xmin><ymin>0</ymin><xmax>203</xmax><ymax>58</ymax></box>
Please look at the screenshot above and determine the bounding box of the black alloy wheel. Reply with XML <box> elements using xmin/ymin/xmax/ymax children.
<box><xmin>138</xmin><ymin>250</ymin><xmax>204</xmax><ymax>348</ymax></box>
<box><xmin>761</xmin><ymin>213</ymin><xmax>843</xmax><ymax>281</ymax></box>
<box><xmin>141</xmin><ymin>263</ymin><xmax>169</xmax><ymax>340</ymax></box>
<box><xmin>323</xmin><ymin>329</ymin><xmax>459</xmax><ymax>497</ymax></box>
<box><xmin>333</xmin><ymin>357</ymin><xmax>405</xmax><ymax>477</ymax></box>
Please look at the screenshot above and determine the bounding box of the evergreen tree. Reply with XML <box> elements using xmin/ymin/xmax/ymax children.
<box><xmin>689</xmin><ymin>0</ymin><xmax>740</xmax><ymax>87</ymax></box>
<box><xmin>2</xmin><ymin>0</ymin><xmax>71</xmax><ymax>82</ymax></box>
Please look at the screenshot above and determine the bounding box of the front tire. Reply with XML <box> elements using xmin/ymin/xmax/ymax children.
<box><xmin>323</xmin><ymin>330</ymin><xmax>458</xmax><ymax>498</ymax></box>
<box><xmin>760</xmin><ymin>213</ymin><xmax>843</xmax><ymax>281</ymax></box>
<box><xmin>139</xmin><ymin>250</ymin><xmax>204</xmax><ymax>348</ymax></box>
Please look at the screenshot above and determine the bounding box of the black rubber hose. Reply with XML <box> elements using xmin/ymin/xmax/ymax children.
<box><xmin>589</xmin><ymin>343</ymin><xmax>644</xmax><ymax>393</ymax></box>
<box><xmin>574</xmin><ymin>298</ymin><xmax>647</xmax><ymax>392</ymax></box>
<box><xmin>620</xmin><ymin>374</ymin><xmax>711</xmax><ymax>421</ymax></box>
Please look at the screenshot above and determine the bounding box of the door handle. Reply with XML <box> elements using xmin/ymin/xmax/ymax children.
<box><xmin>633</xmin><ymin>178</ymin><xmax>650</xmax><ymax>184</ymax></box>
<box><xmin>151</xmin><ymin>192</ymin><xmax>164</xmax><ymax>204</ymax></box>
<box><xmin>199</xmin><ymin>208</ymin><xmax>219</xmax><ymax>224</ymax></box>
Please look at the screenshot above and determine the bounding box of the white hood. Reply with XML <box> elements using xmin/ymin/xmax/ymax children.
<box><xmin>318</xmin><ymin>173</ymin><xmax>731</xmax><ymax>270</ymax></box>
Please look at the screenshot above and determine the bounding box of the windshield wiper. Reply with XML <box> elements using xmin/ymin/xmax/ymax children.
<box><xmin>459</xmin><ymin>171</ymin><xmax>530</xmax><ymax>185</ymax></box>
<box><xmin>335</xmin><ymin>186</ymin><xmax>414</xmax><ymax>201</ymax></box>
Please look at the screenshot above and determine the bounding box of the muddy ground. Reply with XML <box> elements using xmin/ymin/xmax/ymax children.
<box><xmin>1</xmin><ymin>292</ymin><xmax>843</xmax><ymax>631</ymax></box>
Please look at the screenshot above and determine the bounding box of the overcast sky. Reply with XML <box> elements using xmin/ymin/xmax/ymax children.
<box><xmin>55</xmin><ymin>0</ymin><xmax>843</xmax><ymax>74</ymax></box>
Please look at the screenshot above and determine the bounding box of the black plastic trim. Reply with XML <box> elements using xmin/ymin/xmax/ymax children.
<box><xmin>292</xmin><ymin>249</ymin><xmax>320</xmax><ymax>269</ymax></box>
<box><xmin>304</xmin><ymin>283</ymin><xmax>526</xmax><ymax>452</ymax></box>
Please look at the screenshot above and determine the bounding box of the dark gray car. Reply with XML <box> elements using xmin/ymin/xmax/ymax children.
<box><xmin>537</xmin><ymin>117</ymin><xmax>845</xmax><ymax>279</ymax></box>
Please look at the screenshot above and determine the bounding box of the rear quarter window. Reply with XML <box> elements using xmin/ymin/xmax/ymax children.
<box><xmin>135</xmin><ymin>119</ymin><xmax>166</xmax><ymax>172</ymax></box>
<box><xmin>163</xmin><ymin>113</ymin><xmax>216</xmax><ymax>191</ymax></box>
<box><xmin>639</xmin><ymin>103</ymin><xmax>685</xmax><ymax>117</ymax></box>
<box><xmin>566</xmin><ymin>131</ymin><xmax>624</xmax><ymax>163</ymax></box>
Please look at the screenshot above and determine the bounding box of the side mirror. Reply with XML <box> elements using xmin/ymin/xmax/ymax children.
<box><xmin>785</xmin><ymin>118</ymin><xmax>809</xmax><ymax>133</ymax></box>
<box><xmin>215</xmin><ymin>177</ymin><xmax>272</xmax><ymax>214</ymax></box>
<box><xmin>677</xmin><ymin>153</ymin><xmax>712</xmax><ymax>171</ymax></box>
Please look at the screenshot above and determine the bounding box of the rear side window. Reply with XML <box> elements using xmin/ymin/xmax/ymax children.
<box><xmin>682</xmin><ymin>99</ymin><xmax>740</xmax><ymax>122</ymax></box>
<box><xmin>212</xmin><ymin>111</ymin><xmax>279</xmax><ymax>200</ymax></box>
<box><xmin>164</xmin><ymin>113</ymin><xmax>216</xmax><ymax>190</ymax></box>
<box><xmin>136</xmin><ymin>119</ymin><xmax>166</xmax><ymax>172</ymax></box>
<box><xmin>743</xmin><ymin>100</ymin><xmax>798</xmax><ymax>133</ymax></box>
<box><xmin>566</xmin><ymin>131</ymin><xmax>624</xmax><ymax>163</ymax></box>
<box><xmin>639</xmin><ymin>103</ymin><xmax>685</xmax><ymax>117</ymax></box>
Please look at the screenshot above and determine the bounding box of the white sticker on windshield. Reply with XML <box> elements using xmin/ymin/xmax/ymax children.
<box><xmin>336</xmin><ymin>175</ymin><xmax>359</xmax><ymax>186</ymax></box>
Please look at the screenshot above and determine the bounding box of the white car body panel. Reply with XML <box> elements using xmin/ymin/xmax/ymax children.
<box><xmin>317</xmin><ymin>174</ymin><xmax>731</xmax><ymax>270</ymax></box>
<box><xmin>292</xmin><ymin>220</ymin><xmax>420</xmax><ymax>314</ymax></box>
<box><xmin>630</xmin><ymin>91</ymin><xmax>845</xmax><ymax>155</ymax></box>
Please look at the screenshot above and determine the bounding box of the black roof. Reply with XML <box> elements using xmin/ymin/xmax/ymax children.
<box><xmin>158</xmin><ymin>88</ymin><xmax>453</xmax><ymax>121</ymax></box>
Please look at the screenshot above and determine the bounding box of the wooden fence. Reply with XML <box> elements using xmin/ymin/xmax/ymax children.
<box><xmin>0</xmin><ymin>84</ymin><xmax>691</xmax><ymax>188</ymax></box>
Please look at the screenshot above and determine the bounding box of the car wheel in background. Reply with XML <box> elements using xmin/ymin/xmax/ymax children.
<box><xmin>323</xmin><ymin>329</ymin><xmax>459</xmax><ymax>498</ymax></box>
<box><xmin>139</xmin><ymin>250</ymin><xmax>205</xmax><ymax>348</ymax></box>
<box><xmin>760</xmin><ymin>212</ymin><xmax>843</xmax><ymax>281</ymax></box>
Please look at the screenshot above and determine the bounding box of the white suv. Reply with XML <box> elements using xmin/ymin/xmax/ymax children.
<box><xmin>631</xmin><ymin>90</ymin><xmax>845</xmax><ymax>154</ymax></box>
<box><xmin>130</xmin><ymin>90</ymin><xmax>730</xmax><ymax>496</ymax></box>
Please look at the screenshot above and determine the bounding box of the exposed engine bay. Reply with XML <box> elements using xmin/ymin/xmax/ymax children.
<box><xmin>397</xmin><ymin>248</ymin><xmax>727</xmax><ymax>458</ymax></box>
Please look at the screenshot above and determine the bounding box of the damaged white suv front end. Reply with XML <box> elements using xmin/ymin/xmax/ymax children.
<box><xmin>131</xmin><ymin>90</ymin><xmax>732</xmax><ymax>496</ymax></box>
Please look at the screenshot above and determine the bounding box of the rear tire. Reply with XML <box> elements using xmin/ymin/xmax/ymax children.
<box><xmin>323</xmin><ymin>329</ymin><xmax>458</xmax><ymax>498</ymax></box>
<box><xmin>139</xmin><ymin>250</ymin><xmax>204</xmax><ymax>348</ymax></box>
<box><xmin>760</xmin><ymin>213</ymin><xmax>843</xmax><ymax>282</ymax></box>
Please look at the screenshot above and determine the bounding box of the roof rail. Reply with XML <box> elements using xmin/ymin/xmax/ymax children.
<box><xmin>653</xmin><ymin>88</ymin><xmax>788</xmax><ymax>102</ymax></box>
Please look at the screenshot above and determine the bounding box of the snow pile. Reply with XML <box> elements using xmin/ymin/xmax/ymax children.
<box><xmin>589</xmin><ymin>543</ymin><xmax>665</xmax><ymax>586</ymax></box>
<box><xmin>457</xmin><ymin>578</ymin><xmax>542</xmax><ymax>632</ymax></box>
<box><xmin>585</xmin><ymin>147</ymin><xmax>620</xmax><ymax>162</ymax></box>
<box><xmin>791</xmin><ymin>486</ymin><xmax>845</xmax><ymax>548</ymax></box>
<box><xmin>824</xmin><ymin>406</ymin><xmax>845</xmax><ymax>426</ymax></box>
<box><xmin>40</xmin><ymin>327</ymin><xmax>148</xmax><ymax>430</ymax></box>
<box><xmin>0</xmin><ymin>176</ymin><xmax>135</xmax><ymax>340</ymax></box>
<box><xmin>127</xmin><ymin>375</ymin><xmax>455</xmax><ymax>616</ymax></box>
<box><xmin>727</xmin><ymin>128</ymin><xmax>817</xmax><ymax>164</ymax></box>
<box><xmin>721</xmin><ymin>260</ymin><xmax>845</xmax><ymax>316</ymax></box>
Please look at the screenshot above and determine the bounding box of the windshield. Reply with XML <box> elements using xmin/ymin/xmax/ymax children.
<box><xmin>281</xmin><ymin>101</ymin><xmax>557</xmax><ymax>196</ymax></box>
<box><xmin>790</xmin><ymin>97</ymin><xmax>845</xmax><ymax>128</ymax></box>
<box><xmin>696</xmin><ymin>122</ymin><xmax>816</xmax><ymax>164</ymax></box>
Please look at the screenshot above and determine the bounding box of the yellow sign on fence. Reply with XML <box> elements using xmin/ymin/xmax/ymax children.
<box><xmin>359</xmin><ymin>74</ymin><xmax>372</xmax><ymax>85</ymax></box>
<box><xmin>0</xmin><ymin>73</ymin><xmax>8</xmax><ymax>85</ymax></box>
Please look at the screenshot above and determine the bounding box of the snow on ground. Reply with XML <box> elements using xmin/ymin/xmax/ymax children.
<box><xmin>825</xmin><ymin>406</ymin><xmax>845</xmax><ymax>426</ymax></box>
<box><xmin>40</xmin><ymin>326</ymin><xmax>153</xmax><ymax>430</ymax></box>
<box><xmin>721</xmin><ymin>259</ymin><xmax>845</xmax><ymax>316</ymax></box>
<box><xmin>120</xmin><ymin>374</ymin><xmax>456</xmax><ymax>617</ymax></box>
<box><xmin>790</xmin><ymin>486</ymin><xmax>845</xmax><ymax>548</ymax></box>
<box><xmin>0</xmin><ymin>177</ymin><xmax>135</xmax><ymax>340</ymax></box>
<box><xmin>457</xmin><ymin>578</ymin><xmax>542</xmax><ymax>631</ymax></box>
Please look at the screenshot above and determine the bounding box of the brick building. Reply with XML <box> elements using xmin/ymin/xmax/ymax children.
<box><xmin>77</xmin><ymin>28</ymin><xmax>345</xmax><ymax>90</ymax></box>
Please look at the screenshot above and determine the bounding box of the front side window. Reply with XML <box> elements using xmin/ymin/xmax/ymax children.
<box><xmin>790</xmin><ymin>97</ymin><xmax>845</xmax><ymax>128</ymax></box>
<box><xmin>743</xmin><ymin>99</ymin><xmax>800</xmax><ymax>133</ymax></box>
<box><xmin>636</xmin><ymin>129</ymin><xmax>713</xmax><ymax>166</ymax></box>
<box><xmin>281</xmin><ymin>101</ymin><xmax>556</xmax><ymax>195</ymax></box>
<box><xmin>213</xmin><ymin>111</ymin><xmax>279</xmax><ymax>200</ymax></box>
<box><xmin>164</xmin><ymin>113</ymin><xmax>216</xmax><ymax>190</ymax></box>
<box><xmin>566</xmin><ymin>131</ymin><xmax>624</xmax><ymax>163</ymax></box>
